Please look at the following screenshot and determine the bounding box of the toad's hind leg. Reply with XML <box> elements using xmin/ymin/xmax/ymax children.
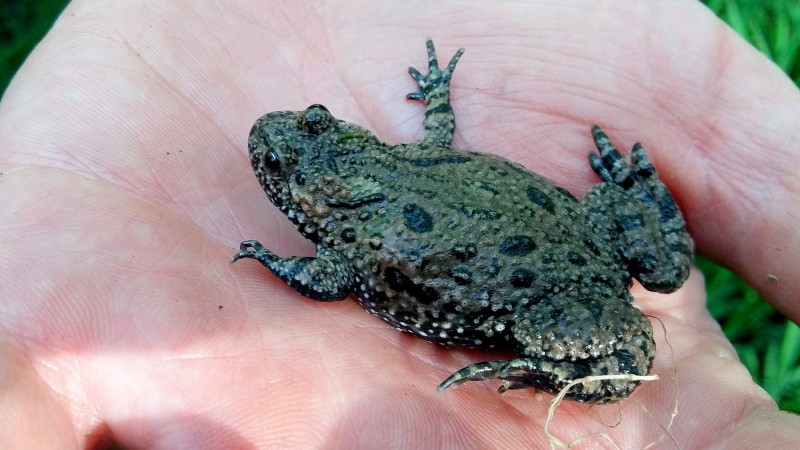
<box><xmin>437</xmin><ymin>331</ymin><xmax>654</xmax><ymax>404</ymax></box>
<box><xmin>438</xmin><ymin>297</ymin><xmax>656</xmax><ymax>403</ymax></box>
<box><xmin>407</xmin><ymin>38</ymin><xmax>464</xmax><ymax>147</ymax></box>
<box><xmin>586</xmin><ymin>126</ymin><xmax>693</xmax><ymax>293</ymax></box>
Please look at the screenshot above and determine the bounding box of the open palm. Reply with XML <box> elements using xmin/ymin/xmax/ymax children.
<box><xmin>2</xmin><ymin>1</ymin><xmax>799</xmax><ymax>448</ymax></box>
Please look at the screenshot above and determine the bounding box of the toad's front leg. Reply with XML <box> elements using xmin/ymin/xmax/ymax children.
<box><xmin>232</xmin><ymin>241</ymin><xmax>356</xmax><ymax>301</ymax></box>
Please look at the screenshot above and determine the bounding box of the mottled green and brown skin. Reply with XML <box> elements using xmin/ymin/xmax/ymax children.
<box><xmin>232</xmin><ymin>39</ymin><xmax>692</xmax><ymax>403</ymax></box>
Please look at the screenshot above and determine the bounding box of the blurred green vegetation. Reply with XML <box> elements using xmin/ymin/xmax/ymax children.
<box><xmin>1</xmin><ymin>0</ymin><xmax>70</xmax><ymax>93</ymax></box>
<box><xmin>1</xmin><ymin>0</ymin><xmax>798</xmax><ymax>413</ymax></box>
<box><xmin>698</xmin><ymin>0</ymin><xmax>800</xmax><ymax>413</ymax></box>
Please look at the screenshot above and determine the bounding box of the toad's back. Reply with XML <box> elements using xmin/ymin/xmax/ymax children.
<box><xmin>307</xmin><ymin>142</ymin><xmax>630</xmax><ymax>349</ymax></box>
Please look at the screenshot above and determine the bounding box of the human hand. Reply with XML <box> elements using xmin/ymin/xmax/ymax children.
<box><xmin>1</xmin><ymin>1</ymin><xmax>798</xmax><ymax>448</ymax></box>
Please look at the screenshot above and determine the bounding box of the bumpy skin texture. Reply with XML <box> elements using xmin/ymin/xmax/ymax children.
<box><xmin>232</xmin><ymin>39</ymin><xmax>692</xmax><ymax>404</ymax></box>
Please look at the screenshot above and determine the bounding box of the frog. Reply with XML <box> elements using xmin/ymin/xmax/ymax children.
<box><xmin>232</xmin><ymin>39</ymin><xmax>692</xmax><ymax>404</ymax></box>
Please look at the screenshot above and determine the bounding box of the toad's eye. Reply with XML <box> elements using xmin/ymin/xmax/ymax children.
<box><xmin>299</xmin><ymin>104</ymin><xmax>333</xmax><ymax>135</ymax></box>
<box><xmin>263</xmin><ymin>150</ymin><xmax>281</xmax><ymax>172</ymax></box>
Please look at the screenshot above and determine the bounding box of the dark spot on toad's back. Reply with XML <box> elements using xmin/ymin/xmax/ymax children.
<box><xmin>589</xmin><ymin>273</ymin><xmax>618</xmax><ymax>290</ymax></box>
<box><xmin>398</xmin><ymin>154</ymin><xmax>471</xmax><ymax>167</ymax></box>
<box><xmin>383</xmin><ymin>267</ymin><xmax>439</xmax><ymax>305</ymax></box>
<box><xmin>403</xmin><ymin>203</ymin><xmax>434</xmax><ymax>233</ymax></box>
<box><xmin>555</xmin><ymin>186</ymin><xmax>578</xmax><ymax>201</ymax></box>
<box><xmin>526</xmin><ymin>185</ymin><xmax>556</xmax><ymax>214</ymax></box>
<box><xmin>566</xmin><ymin>251</ymin><xmax>588</xmax><ymax>267</ymax></box>
<box><xmin>327</xmin><ymin>193</ymin><xmax>387</xmax><ymax>209</ymax></box>
<box><xmin>474</xmin><ymin>181</ymin><xmax>500</xmax><ymax>196</ymax></box>
<box><xmin>341</xmin><ymin>228</ymin><xmax>357</xmax><ymax>242</ymax></box>
<box><xmin>455</xmin><ymin>204</ymin><xmax>502</xmax><ymax>221</ymax></box>
<box><xmin>441</xmin><ymin>300</ymin><xmax>462</xmax><ymax>314</ymax></box>
<box><xmin>583</xmin><ymin>238</ymin><xmax>602</xmax><ymax>256</ymax></box>
<box><xmin>451</xmin><ymin>244</ymin><xmax>477</xmax><ymax>262</ymax></box>
<box><xmin>449</xmin><ymin>266</ymin><xmax>473</xmax><ymax>285</ymax></box>
<box><xmin>232</xmin><ymin>39</ymin><xmax>692</xmax><ymax>404</ymax></box>
<box><xmin>509</xmin><ymin>269</ymin><xmax>534</xmax><ymax>288</ymax></box>
<box><xmin>499</xmin><ymin>235</ymin><xmax>536</xmax><ymax>256</ymax></box>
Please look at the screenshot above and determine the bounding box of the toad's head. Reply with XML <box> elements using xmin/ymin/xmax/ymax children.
<box><xmin>246</xmin><ymin>104</ymin><xmax>386</xmax><ymax>241</ymax></box>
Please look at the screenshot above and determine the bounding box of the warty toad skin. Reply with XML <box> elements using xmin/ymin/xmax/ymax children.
<box><xmin>232</xmin><ymin>39</ymin><xmax>692</xmax><ymax>403</ymax></box>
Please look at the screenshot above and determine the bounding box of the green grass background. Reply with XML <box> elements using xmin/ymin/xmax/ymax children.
<box><xmin>2</xmin><ymin>0</ymin><xmax>799</xmax><ymax>413</ymax></box>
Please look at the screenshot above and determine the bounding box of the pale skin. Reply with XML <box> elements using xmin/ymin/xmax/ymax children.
<box><xmin>1</xmin><ymin>0</ymin><xmax>799</xmax><ymax>448</ymax></box>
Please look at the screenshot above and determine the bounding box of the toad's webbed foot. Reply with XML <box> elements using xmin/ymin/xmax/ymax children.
<box><xmin>406</xmin><ymin>38</ymin><xmax>464</xmax><ymax>146</ymax></box>
<box><xmin>406</xmin><ymin>38</ymin><xmax>464</xmax><ymax>102</ymax></box>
